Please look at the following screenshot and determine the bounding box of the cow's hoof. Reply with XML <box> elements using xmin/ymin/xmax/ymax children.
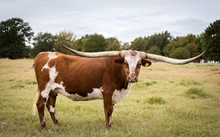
<box><xmin>105</xmin><ymin>123</ymin><xmax>111</xmax><ymax>129</ymax></box>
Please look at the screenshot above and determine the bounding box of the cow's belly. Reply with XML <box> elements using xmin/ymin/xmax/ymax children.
<box><xmin>56</xmin><ymin>87</ymin><xmax>103</xmax><ymax>101</ymax></box>
<box><xmin>55</xmin><ymin>84</ymin><xmax>131</xmax><ymax>104</ymax></box>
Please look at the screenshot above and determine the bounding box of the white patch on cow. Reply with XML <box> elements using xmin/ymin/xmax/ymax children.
<box><xmin>49</xmin><ymin>66</ymin><xmax>58</xmax><ymax>81</ymax></box>
<box><xmin>54</xmin><ymin>114</ymin><xmax>58</xmax><ymax>121</ymax></box>
<box><xmin>125</xmin><ymin>55</ymin><xmax>141</xmax><ymax>74</ymax></box>
<box><xmin>49</xmin><ymin>52</ymin><xmax>57</xmax><ymax>59</ymax></box>
<box><xmin>41</xmin><ymin>85</ymin><xmax>51</xmax><ymax>102</ymax></box>
<box><xmin>42</xmin><ymin>117</ymin><xmax>45</xmax><ymax>124</ymax></box>
<box><xmin>41</xmin><ymin>52</ymin><xmax>57</xmax><ymax>71</ymax></box>
<box><xmin>112</xmin><ymin>84</ymin><xmax>131</xmax><ymax>104</ymax></box>
<box><xmin>41</xmin><ymin>66</ymin><xmax>63</xmax><ymax>103</ymax></box>
<box><xmin>50</xmin><ymin>106</ymin><xmax>55</xmax><ymax>113</ymax></box>
<box><xmin>57</xmin><ymin>87</ymin><xmax>103</xmax><ymax>101</ymax></box>
<box><xmin>41</xmin><ymin>64</ymin><xmax>49</xmax><ymax>71</ymax></box>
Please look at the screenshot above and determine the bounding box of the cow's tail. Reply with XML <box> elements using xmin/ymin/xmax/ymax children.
<box><xmin>32</xmin><ymin>91</ymin><xmax>40</xmax><ymax>116</ymax></box>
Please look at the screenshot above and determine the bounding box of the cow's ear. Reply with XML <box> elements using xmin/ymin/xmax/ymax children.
<box><xmin>141</xmin><ymin>59</ymin><xmax>151</xmax><ymax>67</ymax></box>
<box><xmin>113</xmin><ymin>57</ymin><xmax>124</xmax><ymax>65</ymax></box>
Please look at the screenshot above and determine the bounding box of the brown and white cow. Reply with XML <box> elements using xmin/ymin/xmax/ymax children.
<box><xmin>33</xmin><ymin>46</ymin><xmax>205</xmax><ymax>128</ymax></box>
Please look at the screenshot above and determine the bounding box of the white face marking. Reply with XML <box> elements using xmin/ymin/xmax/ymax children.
<box><xmin>112</xmin><ymin>84</ymin><xmax>131</xmax><ymax>104</ymax></box>
<box><xmin>41</xmin><ymin>52</ymin><xmax>57</xmax><ymax>71</ymax></box>
<box><xmin>50</xmin><ymin>106</ymin><xmax>55</xmax><ymax>113</ymax></box>
<box><xmin>125</xmin><ymin>55</ymin><xmax>141</xmax><ymax>74</ymax></box>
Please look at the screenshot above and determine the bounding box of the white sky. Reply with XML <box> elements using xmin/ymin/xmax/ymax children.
<box><xmin>0</xmin><ymin>0</ymin><xmax>219</xmax><ymax>43</ymax></box>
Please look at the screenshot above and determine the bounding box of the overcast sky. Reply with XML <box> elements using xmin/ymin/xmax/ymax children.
<box><xmin>0</xmin><ymin>0</ymin><xmax>219</xmax><ymax>43</ymax></box>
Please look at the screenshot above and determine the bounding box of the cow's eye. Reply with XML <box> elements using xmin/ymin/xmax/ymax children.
<box><xmin>137</xmin><ymin>63</ymin><xmax>141</xmax><ymax>68</ymax></box>
<box><xmin>123</xmin><ymin>62</ymin><xmax>128</xmax><ymax>67</ymax></box>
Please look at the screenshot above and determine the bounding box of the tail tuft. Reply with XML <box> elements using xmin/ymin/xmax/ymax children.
<box><xmin>32</xmin><ymin>92</ymin><xmax>40</xmax><ymax>116</ymax></box>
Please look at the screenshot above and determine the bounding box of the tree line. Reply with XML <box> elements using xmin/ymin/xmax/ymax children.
<box><xmin>0</xmin><ymin>17</ymin><xmax>219</xmax><ymax>61</ymax></box>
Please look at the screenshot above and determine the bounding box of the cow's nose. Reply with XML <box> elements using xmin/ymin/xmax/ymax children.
<box><xmin>128</xmin><ymin>75</ymin><xmax>138</xmax><ymax>83</ymax></box>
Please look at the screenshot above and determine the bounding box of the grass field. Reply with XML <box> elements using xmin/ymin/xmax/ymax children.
<box><xmin>0</xmin><ymin>59</ymin><xmax>220</xmax><ymax>137</ymax></box>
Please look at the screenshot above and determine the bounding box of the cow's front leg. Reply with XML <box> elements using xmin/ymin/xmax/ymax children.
<box><xmin>103</xmin><ymin>95</ymin><xmax>114</xmax><ymax>128</ymax></box>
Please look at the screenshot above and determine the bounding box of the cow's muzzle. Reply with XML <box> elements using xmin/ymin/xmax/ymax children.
<box><xmin>128</xmin><ymin>74</ymin><xmax>138</xmax><ymax>83</ymax></box>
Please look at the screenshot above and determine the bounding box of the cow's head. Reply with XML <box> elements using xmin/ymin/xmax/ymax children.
<box><xmin>113</xmin><ymin>50</ymin><xmax>151</xmax><ymax>83</ymax></box>
<box><xmin>63</xmin><ymin>45</ymin><xmax>205</xmax><ymax>83</ymax></box>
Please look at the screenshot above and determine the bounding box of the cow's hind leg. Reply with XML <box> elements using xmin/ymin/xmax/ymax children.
<box><xmin>46</xmin><ymin>91</ymin><xmax>59</xmax><ymax>125</ymax></box>
<box><xmin>36</xmin><ymin>93</ymin><xmax>46</xmax><ymax>128</ymax></box>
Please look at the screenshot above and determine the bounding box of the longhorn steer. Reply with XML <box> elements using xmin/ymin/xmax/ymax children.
<box><xmin>33</xmin><ymin>46</ymin><xmax>205</xmax><ymax>128</ymax></box>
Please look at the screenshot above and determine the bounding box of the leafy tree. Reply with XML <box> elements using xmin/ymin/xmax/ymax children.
<box><xmin>0</xmin><ymin>18</ymin><xmax>34</xmax><ymax>59</ymax></box>
<box><xmin>130</xmin><ymin>37</ymin><xmax>148</xmax><ymax>51</ymax></box>
<box><xmin>196</xmin><ymin>33</ymin><xmax>205</xmax><ymax>53</ymax></box>
<box><xmin>185</xmin><ymin>42</ymin><xmax>199</xmax><ymax>57</ymax></box>
<box><xmin>121</xmin><ymin>42</ymin><xmax>130</xmax><ymax>50</ymax></box>
<box><xmin>106</xmin><ymin>37</ymin><xmax>121</xmax><ymax>51</ymax></box>
<box><xmin>163</xmin><ymin>34</ymin><xmax>199</xmax><ymax>58</ymax></box>
<box><xmin>145</xmin><ymin>31</ymin><xmax>172</xmax><ymax>54</ymax></box>
<box><xmin>170</xmin><ymin>47</ymin><xmax>190</xmax><ymax>59</ymax></box>
<box><xmin>31</xmin><ymin>32</ymin><xmax>56</xmax><ymax>57</ymax></box>
<box><xmin>77</xmin><ymin>34</ymin><xmax>107</xmax><ymax>52</ymax></box>
<box><xmin>147</xmin><ymin>45</ymin><xmax>161</xmax><ymax>55</ymax></box>
<box><xmin>130</xmin><ymin>31</ymin><xmax>172</xmax><ymax>54</ymax></box>
<box><xmin>202</xmin><ymin>20</ymin><xmax>220</xmax><ymax>60</ymax></box>
<box><xmin>54</xmin><ymin>31</ymin><xmax>76</xmax><ymax>54</ymax></box>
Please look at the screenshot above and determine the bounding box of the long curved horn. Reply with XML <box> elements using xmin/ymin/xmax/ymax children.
<box><xmin>146</xmin><ymin>51</ymin><xmax>206</xmax><ymax>64</ymax></box>
<box><xmin>63</xmin><ymin>45</ymin><xmax>120</xmax><ymax>57</ymax></box>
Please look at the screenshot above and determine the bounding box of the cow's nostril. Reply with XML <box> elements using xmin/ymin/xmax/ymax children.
<box><xmin>128</xmin><ymin>76</ymin><xmax>138</xmax><ymax>83</ymax></box>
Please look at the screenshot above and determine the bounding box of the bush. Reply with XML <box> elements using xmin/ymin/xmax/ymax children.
<box><xmin>144</xmin><ymin>96</ymin><xmax>166</xmax><ymax>105</ymax></box>
<box><xmin>185</xmin><ymin>88</ymin><xmax>210</xmax><ymax>99</ymax></box>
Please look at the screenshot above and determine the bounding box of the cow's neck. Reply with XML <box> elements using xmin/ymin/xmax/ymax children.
<box><xmin>117</xmin><ymin>66</ymin><xmax>130</xmax><ymax>90</ymax></box>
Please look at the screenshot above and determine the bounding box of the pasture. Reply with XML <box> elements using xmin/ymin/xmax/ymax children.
<box><xmin>0</xmin><ymin>59</ymin><xmax>220</xmax><ymax>137</ymax></box>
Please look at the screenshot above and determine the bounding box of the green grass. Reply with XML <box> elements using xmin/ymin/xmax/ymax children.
<box><xmin>0</xmin><ymin>59</ymin><xmax>220</xmax><ymax>137</ymax></box>
<box><xmin>185</xmin><ymin>87</ymin><xmax>211</xmax><ymax>99</ymax></box>
<box><xmin>144</xmin><ymin>96</ymin><xmax>166</xmax><ymax>105</ymax></box>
